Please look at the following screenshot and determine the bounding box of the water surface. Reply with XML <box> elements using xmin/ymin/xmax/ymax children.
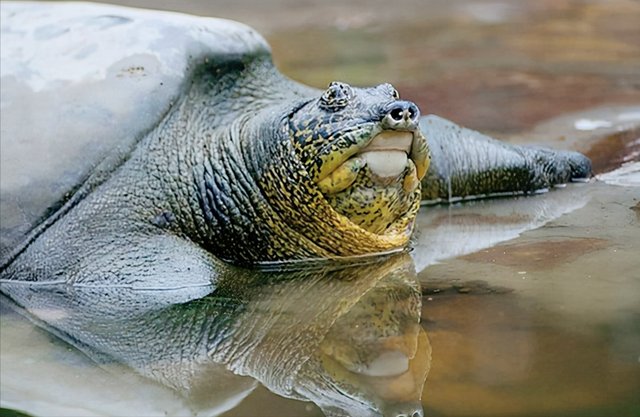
<box><xmin>2</xmin><ymin>0</ymin><xmax>639</xmax><ymax>416</ymax></box>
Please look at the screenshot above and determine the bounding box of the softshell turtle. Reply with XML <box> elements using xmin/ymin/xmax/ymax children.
<box><xmin>0</xmin><ymin>2</ymin><xmax>591</xmax><ymax>291</ymax></box>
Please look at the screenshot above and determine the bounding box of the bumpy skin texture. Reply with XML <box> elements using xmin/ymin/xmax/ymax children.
<box><xmin>0</xmin><ymin>43</ymin><xmax>591</xmax><ymax>289</ymax></box>
<box><xmin>0</xmin><ymin>57</ymin><xmax>418</xmax><ymax>290</ymax></box>
<box><xmin>289</xmin><ymin>82</ymin><xmax>429</xmax><ymax>236</ymax></box>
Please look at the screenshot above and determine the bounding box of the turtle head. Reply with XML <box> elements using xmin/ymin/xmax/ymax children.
<box><xmin>289</xmin><ymin>82</ymin><xmax>430</xmax><ymax>235</ymax></box>
<box><xmin>200</xmin><ymin>80</ymin><xmax>430</xmax><ymax>264</ymax></box>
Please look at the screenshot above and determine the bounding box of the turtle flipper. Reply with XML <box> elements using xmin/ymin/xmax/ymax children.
<box><xmin>419</xmin><ymin>115</ymin><xmax>592</xmax><ymax>201</ymax></box>
<box><xmin>1</xmin><ymin>229</ymin><xmax>219</xmax><ymax>310</ymax></box>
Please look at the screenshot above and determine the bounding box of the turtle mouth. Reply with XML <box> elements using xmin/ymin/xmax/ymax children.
<box><xmin>313</xmin><ymin>125</ymin><xmax>429</xmax><ymax>235</ymax></box>
<box><xmin>356</xmin><ymin>130</ymin><xmax>415</xmax><ymax>178</ymax></box>
<box><xmin>314</xmin><ymin>125</ymin><xmax>429</xmax><ymax>197</ymax></box>
<box><xmin>287</xmin><ymin>91</ymin><xmax>430</xmax><ymax>237</ymax></box>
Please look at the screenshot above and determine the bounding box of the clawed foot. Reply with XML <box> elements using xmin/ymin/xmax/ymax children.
<box><xmin>521</xmin><ymin>146</ymin><xmax>592</xmax><ymax>191</ymax></box>
<box><xmin>419</xmin><ymin>115</ymin><xmax>592</xmax><ymax>201</ymax></box>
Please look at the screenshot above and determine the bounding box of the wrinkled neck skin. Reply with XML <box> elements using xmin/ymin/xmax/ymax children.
<box><xmin>192</xmin><ymin>108</ymin><xmax>414</xmax><ymax>266</ymax></box>
<box><xmin>0</xmin><ymin>57</ymin><xmax>418</xmax><ymax>284</ymax></box>
<box><xmin>137</xmin><ymin>58</ymin><xmax>415</xmax><ymax>266</ymax></box>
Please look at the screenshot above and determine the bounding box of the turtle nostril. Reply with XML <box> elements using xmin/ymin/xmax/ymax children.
<box><xmin>386</xmin><ymin>102</ymin><xmax>419</xmax><ymax>125</ymax></box>
<box><xmin>390</xmin><ymin>107</ymin><xmax>404</xmax><ymax>122</ymax></box>
<box><xmin>408</xmin><ymin>105</ymin><xmax>417</xmax><ymax>120</ymax></box>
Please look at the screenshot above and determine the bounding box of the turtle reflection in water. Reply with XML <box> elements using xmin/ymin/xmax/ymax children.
<box><xmin>0</xmin><ymin>2</ymin><xmax>590</xmax><ymax>417</ymax></box>
<box><xmin>4</xmin><ymin>254</ymin><xmax>428</xmax><ymax>417</ymax></box>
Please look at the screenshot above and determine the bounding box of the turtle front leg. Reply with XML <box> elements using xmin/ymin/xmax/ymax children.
<box><xmin>419</xmin><ymin>115</ymin><xmax>592</xmax><ymax>201</ymax></box>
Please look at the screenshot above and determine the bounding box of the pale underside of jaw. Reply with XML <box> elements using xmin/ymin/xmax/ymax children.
<box><xmin>357</xmin><ymin>131</ymin><xmax>413</xmax><ymax>178</ymax></box>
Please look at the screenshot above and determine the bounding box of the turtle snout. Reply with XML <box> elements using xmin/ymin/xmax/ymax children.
<box><xmin>383</xmin><ymin>101</ymin><xmax>420</xmax><ymax>129</ymax></box>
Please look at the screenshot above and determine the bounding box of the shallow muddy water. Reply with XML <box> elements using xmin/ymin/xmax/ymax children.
<box><xmin>2</xmin><ymin>0</ymin><xmax>640</xmax><ymax>416</ymax></box>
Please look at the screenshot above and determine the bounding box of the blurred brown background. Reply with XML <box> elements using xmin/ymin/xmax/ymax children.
<box><xmin>43</xmin><ymin>0</ymin><xmax>640</xmax><ymax>134</ymax></box>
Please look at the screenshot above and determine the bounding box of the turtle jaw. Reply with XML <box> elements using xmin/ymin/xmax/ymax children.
<box><xmin>316</xmin><ymin>127</ymin><xmax>429</xmax><ymax>196</ymax></box>
<box><xmin>287</xmin><ymin>82</ymin><xmax>430</xmax><ymax>238</ymax></box>
<box><xmin>314</xmin><ymin>125</ymin><xmax>430</xmax><ymax>236</ymax></box>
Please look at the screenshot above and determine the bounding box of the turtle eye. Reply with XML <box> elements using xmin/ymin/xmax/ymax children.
<box><xmin>382</xmin><ymin>83</ymin><xmax>400</xmax><ymax>100</ymax></box>
<box><xmin>320</xmin><ymin>81</ymin><xmax>353</xmax><ymax>111</ymax></box>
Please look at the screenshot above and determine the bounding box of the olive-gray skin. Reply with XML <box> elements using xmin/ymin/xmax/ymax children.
<box><xmin>0</xmin><ymin>3</ymin><xmax>590</xmax><ymax>294</ymax></box>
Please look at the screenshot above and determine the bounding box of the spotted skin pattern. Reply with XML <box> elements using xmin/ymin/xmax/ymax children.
<box><xmin>289</xmin><ymin>82</ymin><xmax>428</xmax><ymax>236</ymax></box>
<box><xmin>256</xmin><ymin>152</ymin><xmax>411</xmax><ymax>259</ymax></box>
<box><xmin>327</xmin><ymin>162</ymin><xmax>422</xmax><ymax>235</ymax></box>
